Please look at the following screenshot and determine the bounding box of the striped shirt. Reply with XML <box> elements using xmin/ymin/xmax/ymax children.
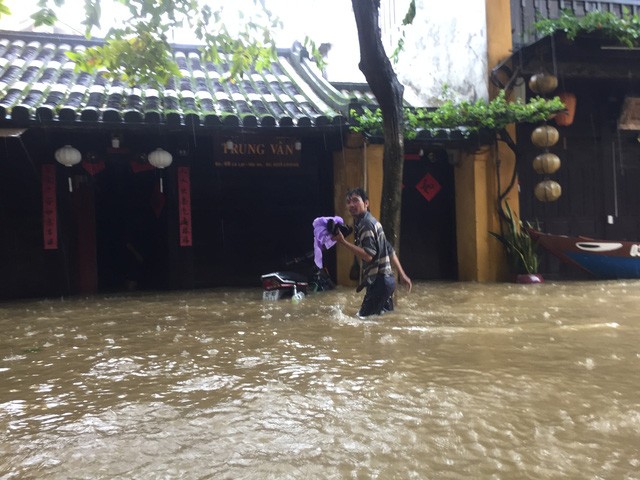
<box><xmin>355</xmin><ymin>211</ymin><xmax>394</xmax><ymax>285</ymax></box>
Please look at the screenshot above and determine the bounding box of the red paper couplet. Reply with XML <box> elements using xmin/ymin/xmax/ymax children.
<box><xmin>416</xmin><ymin>173</ymin><xmax>442</xmax><ymax>202</ymax></box>
<box><xmin>177</xmin><ymin>166</ymin><xmax>192</xmax><ymax>247</ymax></box>
<box><xmin>41</xmin><ymin>164</ymin><xmax>58</xmax><ymax>250</ymax></box>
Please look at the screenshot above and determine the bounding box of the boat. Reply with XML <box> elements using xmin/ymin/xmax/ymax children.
<box><xmin>527</xmin><ymin>228</ymin><xmax>640</xmax><ymax>279</ymax></box>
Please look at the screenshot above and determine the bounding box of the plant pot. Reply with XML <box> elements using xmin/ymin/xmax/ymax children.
<box><xmin>515</xmin><ymin>273</ymin><xmax>544</xmax><ymax>284</ymax></box>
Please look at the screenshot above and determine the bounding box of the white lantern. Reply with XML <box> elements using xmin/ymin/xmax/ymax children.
<box><xmin>148</xmin><ymin>148</ymin><xmax>173</xmax><ymax>169</ymax></box>
<box><xmin>54</xmin><ymin>145</ymin><xmax>81</xmax><ymax>167</ymax></box>
<box><xmin>148</xmin><ymin>148</ymin><xmax>173</xmax><ymax>193</ymax></box>
<box><xmin>55</xmin><ymin>145</ymin><xmax>81</xmax><ymax>192</ymax></box>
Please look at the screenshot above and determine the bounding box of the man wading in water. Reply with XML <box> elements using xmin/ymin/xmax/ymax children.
<box><xmin>333</xmin><ymin>188</ymin><xmax>412</xmax><ymax>317</ymax></box>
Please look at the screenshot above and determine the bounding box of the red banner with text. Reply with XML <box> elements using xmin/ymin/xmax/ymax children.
<box><xmin>177</xmin><ymin>166</ymin><xmax>192</xmax><ymax>247</ymax></box>
<box><xmin>41</xmin><ymin>164</ymin><xmax>58</xmax><ymax>250</ymax></box>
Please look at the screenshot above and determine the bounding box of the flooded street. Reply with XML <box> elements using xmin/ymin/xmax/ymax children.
<box><xmin>1</xmin><ymin>281</ymin><xmax>639</xmax><ymax>479</ymax></box>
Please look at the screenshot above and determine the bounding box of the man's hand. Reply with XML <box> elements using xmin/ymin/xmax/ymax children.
<box><xmin>398</xmin><ymin>271</ymin><xmax>412</xmax><ymax>293</ymax></box>
<box><xmin>391</xmin><ymin>253</ymin><xmax>412</xmax><ymax>293</ymax></box>
<box><xmin>333</xmin><ymin>231</ymin><xmax>373</xmax><ymax>262</ymax></box>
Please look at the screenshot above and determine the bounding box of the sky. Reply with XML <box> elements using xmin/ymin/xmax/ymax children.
<box><xmin>0</xmin><ymin>0</ymin><xmax>364</xmax><ymax>81</ymax></box>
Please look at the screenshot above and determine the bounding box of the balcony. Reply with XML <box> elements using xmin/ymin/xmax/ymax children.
<box><xmin>512</xmin><ymin>0</ymin><xmax>640</xmax><ymax>48</ymax></box>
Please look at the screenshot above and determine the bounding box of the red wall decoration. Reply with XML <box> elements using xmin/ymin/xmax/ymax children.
<box><xmin>177</xmin><ymin>166</ymin><xmax>192</xmax><ymax>247</ymax></box>
<box><xmin>416</xmin><ymin>173</ymin><xmax>442</xmax><ymax>202</ymax></box>
<box><xmin>41</xmin><ymin>164</ymin><xmax>58</xmax><ymax>250</ymax></box>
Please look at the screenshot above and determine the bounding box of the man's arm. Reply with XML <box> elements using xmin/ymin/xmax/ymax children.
<box><xmin>391</xmin><ymin>253</ymin><xmax>412</xmax><ymax>293</ymax></box>
<box><xmin>333</xmin><ymin>231</ymin><xmax>373</xmax><ymax>262</ymax></box>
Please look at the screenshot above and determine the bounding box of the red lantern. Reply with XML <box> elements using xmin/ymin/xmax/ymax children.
<box><xmin>556</xmin><ymin>92</ymin><xmax>577</xmax><ymax>126</ymax></box>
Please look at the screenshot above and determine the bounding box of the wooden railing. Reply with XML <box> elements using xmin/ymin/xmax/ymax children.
<box><xmin>512</xmin><ymin>0</ymin><xmax>640</xmax><ymax>48</ymax></box>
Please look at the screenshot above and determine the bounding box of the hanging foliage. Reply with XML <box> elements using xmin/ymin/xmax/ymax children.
<box><xmin>350</xmin><ymin>90</ymin><xmax>566</xmax><ymax>139</ymax></box>
<box><xmin>534</xmin><ymin>8</ymin><xmax>640</xmax><ymax>47</ymax></box>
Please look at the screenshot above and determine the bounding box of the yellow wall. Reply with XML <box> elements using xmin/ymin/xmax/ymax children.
<box><xmin>454</xmin><ymin>0</ymin><xmax>519</xmax><ymax>282</ymax></box>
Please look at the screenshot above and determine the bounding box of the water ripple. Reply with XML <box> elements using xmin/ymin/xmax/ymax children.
<box><xmin>0</xmin><ymin>282</ymin><xmax>639</xmax><ymax>478</ymax></box>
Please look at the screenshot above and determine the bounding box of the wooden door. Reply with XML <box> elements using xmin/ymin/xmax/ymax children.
<box><xmin>400</xmin><ymin>148</ymin><xmax>458</xmax><ymax>280</ymax></box>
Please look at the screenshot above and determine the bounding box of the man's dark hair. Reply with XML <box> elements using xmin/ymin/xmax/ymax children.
<box><xmin>346</xmin><ymin>188</ymin><xmax>368</xmax><ymax>202</ymax></box>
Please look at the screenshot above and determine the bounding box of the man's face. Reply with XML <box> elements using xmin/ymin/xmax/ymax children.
<box><xmin>346</xmin><ymin>194</ymin><xmax>368</xmax><ymax>217</ymax></box>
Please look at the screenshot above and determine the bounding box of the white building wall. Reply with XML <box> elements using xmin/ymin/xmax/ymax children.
<box><xmin>265</xmin><ymin>0</ymin><xmax>488</xmax><ymax>107</ymax></box>
<box><xmin>384</xmin><ymin>0</ymin><xmax>489</xmax><ymax>106</ymax></box>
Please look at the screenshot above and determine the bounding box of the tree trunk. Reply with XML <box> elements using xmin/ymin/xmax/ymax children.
<box><xmin>351</xmin><ymin>0</ymin><xmax>405</xmax><ymax>253</ymax></box>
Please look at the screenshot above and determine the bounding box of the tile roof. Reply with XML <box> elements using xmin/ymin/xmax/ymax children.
<box><xmin>0</xmin><ymin>30</ymin><xmax>364</xmax><ymax>129</ymax></box>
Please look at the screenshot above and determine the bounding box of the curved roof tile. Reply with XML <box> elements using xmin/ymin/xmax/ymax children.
<box><xmin>0</xmin><ymin>30</ymin><xmax>371</xmax><ymax>130</ymax></box>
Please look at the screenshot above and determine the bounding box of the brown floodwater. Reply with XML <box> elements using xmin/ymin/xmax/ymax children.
<box><xmin>1</xmin><ymin>281</ymin><xmax>639</xmax><ymax>479</ymax></box>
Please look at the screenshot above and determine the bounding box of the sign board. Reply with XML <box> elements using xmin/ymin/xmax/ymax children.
<box><xmin>213</xmin><ymin>135</ymin><xmax>301</xmax><ymax>168</ymax></box>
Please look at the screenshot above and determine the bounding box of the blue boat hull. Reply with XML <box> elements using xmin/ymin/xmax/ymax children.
<box><xmin>528</xmin><ymin>229</ymin><xmax>640</xmax><ymax>279</ymax></box>
<box><xmin>565</xmin><ymin>252</ymin><xmax>640</xmax><ymax>279</ymax></box>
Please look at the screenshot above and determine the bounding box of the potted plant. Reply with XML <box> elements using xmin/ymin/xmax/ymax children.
<box><xmin>489</xmin><ymin>203</ymin><xmax>542</xmax><ymax>284</ymax></box>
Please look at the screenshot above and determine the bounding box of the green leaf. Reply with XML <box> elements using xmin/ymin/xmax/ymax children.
<box><xmin>489</xmin><ymin>202</ymin><xmax>539</xmax><ymax>274</ymax></box>
<box><xmin>534</xmin><ymin>8</ymin><xmax>640</xmax><ymax>48</ymax></box>
<box><xmin>349</xmin><ymin>89</ymin><xmax>565</xmax><ymax>138</ymax></box>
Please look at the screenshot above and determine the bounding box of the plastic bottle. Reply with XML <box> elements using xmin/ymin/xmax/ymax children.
<box><xmin>291</xmin><ymin>285</ymin><xmax>305</xmax><ymax>304</ymax></box>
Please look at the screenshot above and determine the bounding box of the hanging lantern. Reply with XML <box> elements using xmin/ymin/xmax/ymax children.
<box><xmin>148</xmin><ymin>148</ymin><xmax>173</xmax><ymax>193</ymax></box>
<box><xmin>55</xmin><ymin>145</ymin><xmax>81</xmax><ymax>192</ymax></box>
<box><xmin>55</xmin><ymin>145</ymin><xmax>81</xmax><ymax>167</ymax></box>
<box><xmin>534</xmin><ymin>179</ymin><xmax>562</xmax><ymax>202</ymax></box>
<box><xmin>528</xmin><ymin>72</ymin><xmax>558</xmax><ymax>95</ymax></box>
<box><xmin>532</xmin><ymin>152</ymin><xmax>561</xmax><ymax>174</ymax></box>
<box><xmin>148</xmin><ymin>148</ymin><xmax>173</xmax><ymax>169</ymax></box>
<box><xmin>555</xmin><ymin>92</ymin><xmax>577</xmax><ymax>126</ymax></box>
<box><xmin>531</xmin><ymin>125</ymin><xmax>559</xmax><ymax>148</ymax></box>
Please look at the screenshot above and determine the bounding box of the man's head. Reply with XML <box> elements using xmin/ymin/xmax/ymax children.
<box><xmin>345</xmin><ymin>188</ymin><xmax>369</xmax><ymax>217</ymax></box>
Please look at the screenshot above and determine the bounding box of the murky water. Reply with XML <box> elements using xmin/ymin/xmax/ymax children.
<box><xmin>1</xmin><ymin>281</ymin><xmax>639</xmax><ymax>479</ymax></box>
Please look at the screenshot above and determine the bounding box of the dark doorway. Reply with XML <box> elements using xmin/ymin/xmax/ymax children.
<box><xmin>400</xmin><ymin>148</ymin><xmax>458</xmax><ymax>280</ymax></box>
<box><xmin>94</xmin><ymin>154</ymin><xmax>169</xmax><ymax>292</ymax></box>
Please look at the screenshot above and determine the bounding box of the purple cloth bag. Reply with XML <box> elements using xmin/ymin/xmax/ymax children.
<box><xmin>312</xmin><ymin>216</ymin><xmax>346</xmax><ymax>268</ymax></box>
